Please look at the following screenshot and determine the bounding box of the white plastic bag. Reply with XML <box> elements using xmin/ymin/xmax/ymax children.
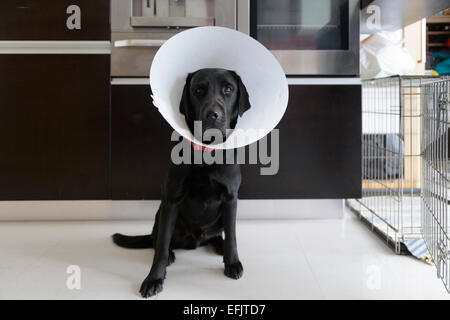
<box><xmin>360</xmin><ymin>30</ymin><xmax>416</xmax><ymax>79</ymax></box>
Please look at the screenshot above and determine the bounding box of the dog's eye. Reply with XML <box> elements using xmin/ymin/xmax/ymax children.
<box><xmin>223</xmin><ymin>86</ymin><xmax>233</xmax><ymax>94</ymax></box>
<box><xmin>194</xmin><ymin>88</ymin><xmax>205</xmax><ymax>95</ymax></box>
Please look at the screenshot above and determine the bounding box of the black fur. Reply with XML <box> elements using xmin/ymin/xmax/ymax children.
<box><xmin>112</xmin><ymin>68</ymin><xmax>251</xmax><ymax>298</ymax></box>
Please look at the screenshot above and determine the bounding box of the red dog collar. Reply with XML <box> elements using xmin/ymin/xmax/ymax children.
<box><xmin>190</xmin><ymin>141</ymin><xmax>215</xmax><ymax>152</ymax></box>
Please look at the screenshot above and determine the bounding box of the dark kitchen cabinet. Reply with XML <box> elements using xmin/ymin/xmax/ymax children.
<box><xmin>239</xmin><ymin>85</ymin><xmax>362</xmax><ymax>199</ymax></box>
<box><xmin>111</xmin><ymin>84</ymin><xmax>173</xmax><ymax>199</ymax></box>
<box><xmin>111</xmin><ymin>84</ymin><xmax>361</xmax><ymax>200</ymax></box>
<box><xmin>0</xmin><ymin>0</ymin><xmax>110</xmax><ymax>41</ymax></box>
<box><xmin>0</xmin><ymin>54</ymin><xmax>110</xmax><ymax>200</ymax></box>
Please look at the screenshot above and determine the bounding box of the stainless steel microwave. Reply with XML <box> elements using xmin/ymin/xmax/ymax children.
<box><xmin>111</xmin><ymin>0</ymin><xmax>360</xmax><ymax>76</ymax></box>
<box><xmin>237</xmin><ymin>0</ymin><xmax>360</xmax><ymax>76</ymax></box>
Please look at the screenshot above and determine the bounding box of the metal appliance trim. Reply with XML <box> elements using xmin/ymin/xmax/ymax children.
<box><xmin>111</xmin><ymin>77</ymin><xmax>150</xmax><ymax>85</ymax></box>
<box><xmin>114</xmin><ymin>39</ymin><xmax>166</xmax><ymax>47</ymax></box>
<box><xmin>112</xmin><ymin>0</ymin><xmax>236</xmax><ymax>32</ymax></box>
<box><xmin>111</xmin><ymin>0</ymin><xmax>237</xmax><ymax>76</ymax></box>
<box><xmin>0</xmin><ymin>41</ymin><xmax>111</xmax><ymax>54</ymax></box>
<box><xmin>130</xmin><ymin>16</ymin><xmax>215</xmax><ymax>28</ymax></box>
<box><xmin>237</xmin><ymin>0</ymin><xmax>250</xmax><ymax>34</ymax></box>
<box><xmin>237</xmin><ymin>0</ymin><xmax>360</xmax><ymax>75</ymax></box>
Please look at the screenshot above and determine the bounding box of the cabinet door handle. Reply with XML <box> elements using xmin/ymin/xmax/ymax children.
<box><xmin>114</xmin><ymin>39</ymin><xmax>166</xmax><ymax>47</ymax></box>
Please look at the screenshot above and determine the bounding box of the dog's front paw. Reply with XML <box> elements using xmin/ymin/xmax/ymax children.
<box><xmin>224</xmin><ymin>261</ymin><xmax>243</xmax><ymax>279</ymax></box>
<box><xmin>139</xmin><ymin>277</ymin><xmax>164</xmax><ymax>298</ymax></box>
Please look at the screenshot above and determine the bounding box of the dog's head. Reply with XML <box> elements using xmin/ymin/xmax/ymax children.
<box><xmin>179</xmin><ymin>68</ymin><xmax>251</xmax><ymax>144</ymax></box>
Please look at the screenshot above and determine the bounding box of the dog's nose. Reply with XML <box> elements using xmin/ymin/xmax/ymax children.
<box><xmin>202</xmin><ymin>105</ymin><xmax>223</xmax><ymax>122</ymax></box>
<box><xmin>206</xmin><ymin>111</ymin><xmax>219</xmax><ymax>120</ymax></box>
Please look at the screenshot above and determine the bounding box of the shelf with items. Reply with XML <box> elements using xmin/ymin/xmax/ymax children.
<box><xmin>425</xmin><ymin>11</ymin><xmax>449</xmax><ymax>75</ymax></box>
<box><xmin>426</xmin><ymin>13</ymin><xmax>450</xmax><ymax>53</ymax></box>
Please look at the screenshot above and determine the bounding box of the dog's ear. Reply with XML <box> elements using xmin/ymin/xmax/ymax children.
<box><xmin>179</xmin><ymin>73</ymin><xmax>193</xmax><ymax>117</ymax></box>
<box><xmin>231</xmin><ymin>71</ymin><xmax>251</xmax><ymax>117</ymax></box>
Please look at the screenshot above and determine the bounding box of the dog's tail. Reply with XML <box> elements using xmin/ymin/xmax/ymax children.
<box><xmin>112</xmin><ymin>233</ymin><xmax>153</xmax><ymax>249</ymax></box>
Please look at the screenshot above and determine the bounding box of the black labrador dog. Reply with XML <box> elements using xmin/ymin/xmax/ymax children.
<box><xmin>112</xmin><ymin>68</ymin><xmax>251</xmax><ymax>298</ymax></box>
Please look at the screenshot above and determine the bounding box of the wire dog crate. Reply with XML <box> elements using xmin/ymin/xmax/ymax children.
<box><xmin>347</xmin><ymin>76</ymin><xmax>428</xmax><ymax>254</ymax></box>
<box><xmin>421</xmin><ymin>78</ymin><xmax>449</xmax><ymax>292</ymax></box>
<box><xmin>347</xmin><ymin>75</ymin><xmax>450</xmax><ymax>291</ymax></box>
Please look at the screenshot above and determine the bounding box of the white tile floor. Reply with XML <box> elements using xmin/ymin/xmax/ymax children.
<box><xmin>0</xmin><ymin>209</ymin><xmax>448</xmax><ymax>300</ymax></box>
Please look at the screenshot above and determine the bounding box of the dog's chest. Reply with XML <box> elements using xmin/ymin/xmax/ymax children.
<box><xmin>179</xmin><ymin>170</ymin><xmax>226</xmax><ymax>225</ymax></box>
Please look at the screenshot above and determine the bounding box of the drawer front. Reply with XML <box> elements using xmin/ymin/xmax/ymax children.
<box><xmin>0</xmin><ymin>54</ymin><xmax>110</xmax><ymax>200</ymax></box>
<box><xmin>0</xmin><ymin>0</ymin><xmax>110</xmax><ymax>40</ymax></box>
<box><xmin>239</xmin><ymin>84</ymin><xmax>362</xmax><ymax>199</ymax></box>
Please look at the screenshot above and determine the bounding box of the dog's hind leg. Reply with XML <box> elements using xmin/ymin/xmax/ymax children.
<box><xmin>168</xmin><ymin>249</ymin><xmax>176</xmax><ymax>266</ymax></box>
<box><xmin>208</xmin><ymin>236</ymin><xmax>224</xmax><ymax>255</ymax></box>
